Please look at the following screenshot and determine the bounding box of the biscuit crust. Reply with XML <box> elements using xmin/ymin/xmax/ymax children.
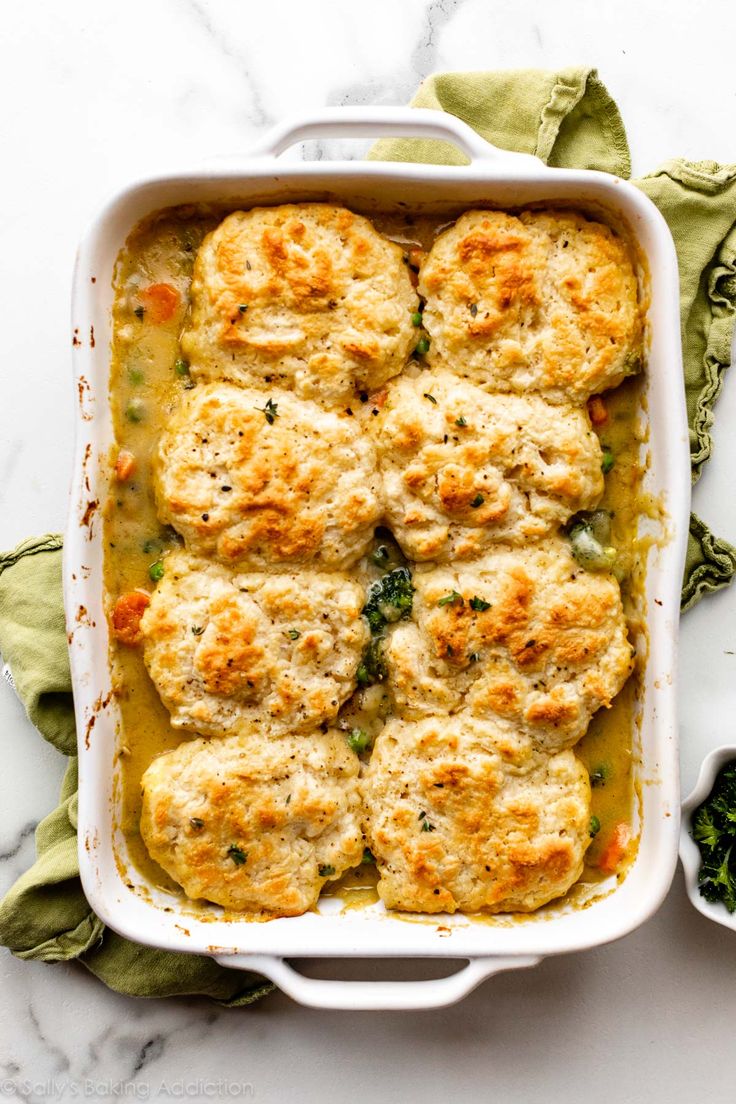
<box><xmin>420</xmin><ymin>209</ymin><xmax>642</xmax><ymax>402</ymax></box>
<box><xmin>181</xmin><ymin>204</ymin><xmax>419</xmax><ymax>405</ymax></box>
<box><xmin>141</xmin><ymin>551</ymin><xmax>369</xmax><ymax>736</ymax></box>
<box><xmin>362</xmin><ymin>715</ymin><xmax>591</xmax><ymax>913</ymax></box>
<box><xmin>140</xmin><ymin>730</ymin><xmax>364</xmax><ymax>914</ymax></box>
<box><xmin>154</xmin><ymin>383</ymin><xmax>383</xmax><ymax>570</ymax></box>
<box><xmin>369</xmin><ymin>368</ymin><xmax>604</xmax><ymax>560</ymax></box>
<box><xmin>385</xmin><ymin>538</ymin><xmax>633</xmax><ymax>749</ymax></box>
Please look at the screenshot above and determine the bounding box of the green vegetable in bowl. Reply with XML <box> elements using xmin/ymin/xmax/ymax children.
<box><xmin>566</xmin><ymin>510</ymin><xmax>617</xmax><ymax>572</ymax></box>
<box><xmin>691</xmin><ymin>759</ymin><xmax>736</xmax><ymax>912</ymax></box>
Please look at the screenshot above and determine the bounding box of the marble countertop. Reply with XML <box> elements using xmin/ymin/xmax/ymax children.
<box><xmin>2</xmin><ymin>1</ymin><xmax>736</xmax><ymax>1100</ymax></box>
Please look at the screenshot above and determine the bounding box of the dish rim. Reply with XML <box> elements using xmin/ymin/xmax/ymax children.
<box><xmin>64</xmin><ymin>107</ymin><xmax>691</xmax><ymax>1009</ymax></box>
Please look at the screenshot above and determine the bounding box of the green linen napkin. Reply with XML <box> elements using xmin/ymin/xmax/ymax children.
<box><xmin>1</xmin><ymin>67</ymin><xmax>735</xmax><ymax>1003</ymax></box>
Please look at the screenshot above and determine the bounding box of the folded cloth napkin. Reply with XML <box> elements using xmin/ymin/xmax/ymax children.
<box><xmin>1</xmin><ymin>67</ymin><xmax>735</xmax><ymax>1004</ymax></box>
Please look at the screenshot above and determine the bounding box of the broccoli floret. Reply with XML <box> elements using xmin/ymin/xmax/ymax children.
<box><xmin>356</xmin><ymin>636</ymin><xmax>387</xmax><ymax>687</ymax></box>
<box><xmin>362</xmin><ymin>567</ymin><xmax>414</xmax><ymax>634</ymax></box>
<box><xmin>691</xmin><ymin>760</ymin><xmax>736</xmax><ymax>913</ymax></box>
<box><xmin>354</xmin><ymin>567</ymin><xmax>414</xmax><ymax>687</ymax></box>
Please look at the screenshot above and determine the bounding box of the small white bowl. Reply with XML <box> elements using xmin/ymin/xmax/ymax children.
<box><xmin>680</xmin><ymin>744</ymin><xmax>736</xmax><ymax>931</ymax></box>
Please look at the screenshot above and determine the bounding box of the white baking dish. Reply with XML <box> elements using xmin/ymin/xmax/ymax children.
<box><xmin>65</xmin><ymin>107</ymin><xmax>690</xmax><ymax>1011</ymax></box>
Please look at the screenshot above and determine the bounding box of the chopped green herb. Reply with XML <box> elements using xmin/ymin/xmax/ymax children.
<box><xmin>469</xmin><ymin>596</ymin><xmax>491</xmax><ymax>612</ymax></box>
<box><xmin>287</xmin><ymin>628</ymin><xmax>301</xmax><ymax>640</ymax></box>
<box><xmin>133</xmin><ymin>305</ymin><xmax>145</xmax><ymax>319</ymax></box>
<box><xmin>421</xmin><ymin>820</ymin><xmax>436</xmax><ymax>833</ymax></box>
<box><xmin>411</xmin><ymin>311</ymin><xmax>423</xmax><ymax>327</ymax></box>
<box><xmin>255</xmin><ymin>398</ymin><xmax>279</xmax><ymax>425</ymax></box>
<box><xmin>174</xmin><ymin>358</ymin><xmax>190</xmax><ymax>377</ymax></box>
<box><xmin>437</xmin><ymin>590</ymin><xmax>463</xmax><ymax>608</ymax></box>
<box><xmin>142</xmin><ymin>538</ymin><xmax>163</xmax><ymax>555</ymax></box>
<box><xmin>601</xmin><ymin>448</ymin><xmax>615</xmax><ymax>474</ymax></box>
<box><xmin>589</xmin><ymin>816</ymin><xmax>601</xmax><ymax>838</ymax></box>
<box><xmin>148</xmin><ymin>560</ymin><xmax>164</xmax><ymax>582</ymax></box>
<box><xmin>469</xmin><ymin>302</ymin><xmax>478</xmax><ymax>317</ymax></box>
<box><xmin>347</xmin><ymin>728</ymin><xmax>372</xmax><ymax>754</ymax></box>
<box><xmin>238</xmin><ymin>304</ymin><xmax>249</xmax><ymax>313</ymax></box>
<box><xmin>189</xmin><ymin>817</ymin><xmax>204</xmax><ymax>830</ymax></box>
<box><xmin>415</xmin><ymin>336</ymin><xmax>430</xmax><ymax>357</ymax></box>
<box><xmin>318</xmin><ymin>863</ymin><xmax>336</xmax><ymax>878</ymax></box>
<box><xmin>227</xmin><ymin>845</ymin><xmax>248</xmax><ymax>866</ymax></box>
<box><xmin>191</xmin><ymin>625</ymin><xmax>205</xmax><ymax>636</ymax></box>
<box><xmin>468</xmin><ymin>652</ymin><xmax>481</xmax><ymax>663</ymax></box>
<box><xmin>455</xmin><ymin>415</ymin><xmax>467</xmax><ymax>427</ymax></box>
<box><xmin>423</xmin><ymin>392</ymin><xmax>437</xmax><ymax>404</ymax></box>
<box><xmin>361</xmin><ymin>847</ymin><xmax>375</xmax><ymax>864</ymax></box>
<box><xmin>470</xmin><ymin>493</ymin><xmax>484</xmax><ymax>508</ymax></box>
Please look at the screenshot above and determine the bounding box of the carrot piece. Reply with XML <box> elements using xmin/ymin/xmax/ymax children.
<box><xmin>598</xmin><ymin>822</ymin><xmax>632</xmax><ymax>874</ymax></box>
<box><xmin>140</xmin><ymin>282</ymin><xmax>181</xmax><ymax>323</ymax></box>
<box><xmin>114</xmin><ymin>449</ymin><xmax>137</xmax><ymax>482</ymax></box>
<box><xmin>111</xmin><ymin>590</ymin><xmax>151</xmax><ymax>646</ymax></box>
<box><xmin>587</xmin><ymin>395</ymin><xmax>608</xmax><ymax>426</ymax></box>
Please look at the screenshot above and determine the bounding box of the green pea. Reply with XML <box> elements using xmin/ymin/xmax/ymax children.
<box><xmin>347</xmin><ymin>728</ymin><xmax>371</xmax><ymax>754</ymax></box>
<box><xmin>125</xmin><ymin>398</ymin><xmax>145</xmax><ymax>423</ymax></box>
<box><xmin>148</xmin><ymin>560</ymin><xmax>164</xmax><ymax>582</ymax></box>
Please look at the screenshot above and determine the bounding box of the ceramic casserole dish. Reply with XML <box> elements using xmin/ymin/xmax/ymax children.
<box><xmin>65</xmin><ymin>107</ymin><xmax>690</xmax><ymax>1010</ymax></box>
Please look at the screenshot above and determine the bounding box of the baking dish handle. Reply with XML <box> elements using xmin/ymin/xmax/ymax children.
<box><xmin>243</xmin><ymin>106</ymin><xmax>542</xmax><ymax>169</ymax></box>
<box><xmin>213</xmin><ymin>953</ymin><xmax>541</xmax><ymax>1011</ymax></box>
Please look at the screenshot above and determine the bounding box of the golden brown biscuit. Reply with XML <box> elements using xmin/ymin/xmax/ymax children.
<box><xmin>362</xmin><ymin>715</ymin><xmax>591</xmax><ymax>914</ymax></box>
<box><xmin>140</xmin><ymin>729</ymin><xmax>364</xmax><ymax>914</ymax></box>
<box><xmin>368</xmin><ymin>368</ymin><xmax>604</xmax><ymax>560</ymax></box>
<box><xmin>140</xmin><ymin>551</ymin><xmax>369</xmax><ymax>736</ymax></box>
<box><xmin>181</xmin><ymin>204</ymin><xmax>419</xmax><ymax>405</ymax></box>
<box><xmin>385</xmin><ymin>537</ymin><xmax>633</xmax><ymax>749</ymax></box>
<box><xmin>154</xmin><ymin>383</ymin><xmax>383</xmax><ymax>570</ymax></box>
<box><xmin>420</xmin><ymin>209</ymin><xmax>642</xmax><ymax>402</ymax></box>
